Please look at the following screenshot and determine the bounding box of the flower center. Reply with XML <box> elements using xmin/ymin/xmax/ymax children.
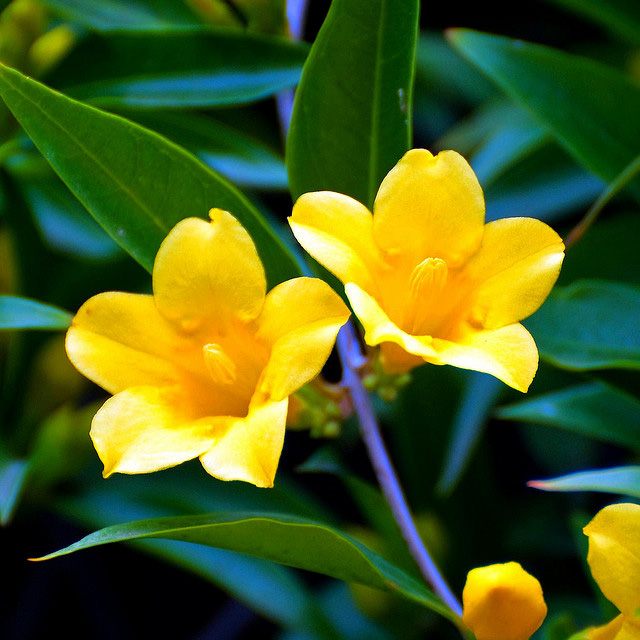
<box><xmin>202</xmin><ymin>343</ymin><xmax>237</xmax><ymax>385</ymax></box>
<box><xmin>410</xmin><ymin>257</ymin><xmax>448</xmax><ymax>298</ymax></box>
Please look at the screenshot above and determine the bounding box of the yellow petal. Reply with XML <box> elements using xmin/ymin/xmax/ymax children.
<box><xmin>199</xmin><ymin>397</ymin><xmax>288</xmax><ymax>487</ymax></box>
<box><xmin>466</xmin><ymin>217</ymin><xmax>565</xmax><ymax>330</ymax></box>
<box><xmin>66</xmin><ymin>292</ymin><xmax>184</xmax><ymax>395</ymax></box>
<box><xmin>583</xmin><ymin>616</ymin><xmax>626</xmax><ymax>640</ymax></box>
<box><xmin>257</xmin><ymin>277</ymin><xmax>350</xmax><ymax>401</ymax></box>
<box><xmin>584</xmin><ymin>503</ymin><xmax>640</xmax><ymax>616</ymax></box>
<box><xmin>462</xmin><ymin>562</ymin><xmax>547</xmax><ymax>640</ymax></box>
<box><xmin>289</xmin><ymin>191</ymin><xmax>384</xmax><ymax>292</ymax></box>
<box><xmin>372</xmin><ymin>149</ymin><xmax>485</xmax><ymax>267</ymax></box>
<box><xmin>345</xmin><ymin>283</ymin><xmax>437</xmax><ymax>358</ymax></box>
<box><xmin>90</xmin><ymin>386</ymin><xmax>216</xmax><ymax>476</ymax></box>
<box><xmin>153</xmin><ymin>211</ymin><xmax>266</xmax><ymax>331</ymax></box>
<box><xmin>429</xmin><ymin>323</ymin><xmax>538</xmax><ymax>392</ymax></box>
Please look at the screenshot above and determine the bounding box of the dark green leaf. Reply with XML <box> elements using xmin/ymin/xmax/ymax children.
<box><xmin>47</xmin><ymin>31</ymin><xmax>308</xmax><ymax>108</ymax></box>
<box><xmin>0</xmin><ymin>456</ymin><xmax>29</xmax><ymax>525</ymax></box>
<box><xmin>124</xmin><ymin>111</ymin><xmax>287</xmax><ymax>190</ymax></box>
<box><xmin>0</xmin><ymin>63</ymin><xmax>301</xmax><ymax>285</ymax></box>
<box><xmin>36</xmin><ymin>511</ymin><xmax>452</xmax><ymax>619</ymax></box>
<box><xmin>529</xmin><ymin>466</ymin><xmax>640</xmax><ymax>498</ymax></box>
<box><xmin>287</xmin><ymin>0</ymin><xmax>419</xmax><ymax>207</ymax></box>
<box><xmin>40</xmin><ymin>0</ymin><xmax>206</xmax><ymax>31</ymax></box>
<box><xmin>527</xmin><ymin>280</ymin><xmax>640</xmax><ymax>371</ymax></box>
<box><xmin>0</xmin><ymin>295</ymin><xmax>72</xmax><ymax>330</ymax></box>
<box><xmin>496</xmin><ymin>382</ymin><xmax>640</xmax><ymax>449</ymax></box>
<box><xmin>448</xmin><ymin>30</ymin><xmax>640</xmax><ymax>192</ymax></box>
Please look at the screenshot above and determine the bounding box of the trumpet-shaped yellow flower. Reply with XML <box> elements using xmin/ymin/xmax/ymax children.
<box><xmin>289</xmin><ymin>149</ymin><xmax>565</xmax><ymax>392</ymax></box>
<box><xmin>66</xmin><ymin>210</ymin><xmax>350</xmax><ymax>488</ymax></box>
<box><xmin>581</xmin><ymin>503</ymin><xmax>640</xmax><ymax>640</ymax></box>
<box><xmin>462</xmin><ymin>562</ymin><xmax>547</xmax><ymax>640</ymax></box>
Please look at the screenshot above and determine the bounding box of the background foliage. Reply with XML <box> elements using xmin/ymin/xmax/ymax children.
<box><xmin>1</xmin><ymin>0</ymin><xmax>639</xmax><ymax>638</ymax></box>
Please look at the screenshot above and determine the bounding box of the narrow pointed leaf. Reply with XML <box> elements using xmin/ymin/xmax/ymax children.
<box><xmin>448</xmin><ymin>30</ymin><xmax>640</xmax><ymax>192</ymax></box>
<box><xmin>287</xmin><ymin>0</ymin><xmax>419</xmax><ymax>207</ymax></box>
<box><xmin>0</xmin><ymin>295</ymin><xmax>72</xmax><ymax>330</ymax></box>
<box><xmin>529</xmin><ymin>466</ymin><xmax>640</xmax><ymax>498</ymax></box>
<box><xmin>0</xmin><ymin>63</ymin><xmax>301</xmax><ymax>285</ymax></box>
<box><xmin>526</xmin><ymin>280</ymin><xmax>640</xmax><ymax>371</ymax></box>
<box><xmin>46</xmin><ymin>31</ymin><xmax>308</xmax><ymax>108</ymax></box>
<box><xmin>496</xmin><ymin>382</ymin><xmax>640</xmax><ymax>450</ymax></box>
<box><xmin>34</xmin><ymin>511</ymin><xmax>452</xmax><ymax>619</ymax></box>
<box><xmin>0</xmin><ymin>457</ymin><xmax>29</xmax><ymax>525</ymax></box>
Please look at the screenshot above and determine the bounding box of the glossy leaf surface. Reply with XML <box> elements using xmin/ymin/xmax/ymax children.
<box><xmin>529</xmin><ymin>466</ymin><xmax>640</xmax><ymax>498</ymax></box>
<box><xmin>0</xmin><ymin>295</ymin><xmax>71</xmax><ymax>330</ymax></box>
<box><xmin>287</xmin><ymin>0</ymin><xmax>419</xmax><ymax>207</ymax></box>
<box><xmin>47</xmin><ymin>31</ymin><xmax>308</xmax><ymax>108</ymax></box>
<box><xmin>0</xmin><ymin>64</ymin><xmax>300</xmax><ymax>285</ymax></box>
<box><xmin>36</xmin><ymin>511</ymin><xmax>451</xmax><ymax>619</ymax></box>
<box><xmin>448</xmin><ymin>30</ymin><xmax>640</xmax><ymax>191</ymax></box>
<box><xmin>527</xmin><ymin>280</ymin><xmax>640</xmax><ymax>371</ymax></box>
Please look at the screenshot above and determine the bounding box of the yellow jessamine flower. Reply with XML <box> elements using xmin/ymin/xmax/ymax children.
<box><xmin>462</xmin><ymin>562</ymin><xmax>547</xmax><ymax>640</ymax></box>
<box><xmin>289</xmin><ymin>149</ymin><xmax>565</xmax><ymax>392</ymax></box>
<box><xmin>66</xmin><ymin>209</ymin><xmax>350</xmax><ymax>488</ymax></box>
<box><xmin>581</xmin><ymin>503</ymin><xmax>640</xmax><ymax>639</ymax></box>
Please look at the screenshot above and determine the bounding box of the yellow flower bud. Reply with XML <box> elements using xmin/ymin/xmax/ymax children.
<box><xmin>462</xmin><ymin>562</ymin><xmax>547</xmax><ymax>640</ymax></box>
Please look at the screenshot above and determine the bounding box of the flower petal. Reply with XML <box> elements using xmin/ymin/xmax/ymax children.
<box><xmin>289</xmin><ymin>192</ymin><xmax>384</xmax><ymax>292</ymax></box>
<box><xmin>584</xmin><ymin>503</ymin><xmax>640</xmax><ymax>617</ymax></box>
<box><xmin>91</xmin><ymin>386</ymin><xmax>216</xmax><ymax>476</ymax></box>
<box><xmin>257</xmin><ymin>277</ymin><xmax>350</xmax><ymax>401</ymax></box>
<box><xmin>462</xmin><ymin>562</ymin><xmax>547</xmax><ymax>640</ymax></box>
<box><xmin>153</xmin><ymin>210</ymin><xmax>266</xmax><ymax>331</ymax></box>
<box><xmin>429</xmin><ymin>323</ymin><xmax>538</xmax><ymax>392</ymax></box>
<box><xmin>199</xmin><ymin>397</ymin><xmax>288</xmax><ymax>488</ymax></box>
<box><xmin>584</xmin><ymin>616</ymin><xmax>626</xmax><ymax>640</ymax></box>
<box><xmin>66</xmin><ymin>292</ymin><xmax>184</xmax><ymax>395</ymax></box>
<box><xmin>466</xmin><ymin>217</ymin><xmax>565</xmax><ymax>329</ymax></box>
<box><xmin>345</xmin><ymin>283</ymin><xmax>437</xmax><ymax>358</ymax></box>
<box><xmin>372</xmin><ymin>149</ymin><xmax>485</xmax><ymax>267</ymax></box>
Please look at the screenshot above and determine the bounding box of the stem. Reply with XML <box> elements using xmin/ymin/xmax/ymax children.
<box><xmin>565</xmin><ymin>153</ymin><xmax>640</xmax><ymax>250</ymax></box>
<box><xmin>336</xmin><ymin>322</ymin><xmax>464</xmax><ymax>620</ymax></box>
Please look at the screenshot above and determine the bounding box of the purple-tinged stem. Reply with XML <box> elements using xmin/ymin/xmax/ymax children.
<box><xmin>337</xmin><ymin>321</ymin><xmax>463</xmax><ymax>619</ymax></box>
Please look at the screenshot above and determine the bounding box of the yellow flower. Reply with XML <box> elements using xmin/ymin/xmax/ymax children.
<box><xmin>581</xmin><ymin>503</ymin><xmax>640</xmax><ymax>640</ymax></box>
<box><xmin>66</xmin><ymin>209</ymin><xmax>350</xmax><ymax>488</ymax></box>
<box><xmin>462</xmin><ymin>562</ymin><xmax>547</xmax><ymax>640</ymax></box>
<box><xmin>289</xmin><ymin>149</ymin><xmax>565</xmax><ymax>392</ymax></box>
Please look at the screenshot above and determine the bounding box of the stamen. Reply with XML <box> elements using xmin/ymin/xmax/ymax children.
<box><xmin>203</xmin><ymin>343</ymin><xmax>237</xmax><ymax>385</ymax></box>
<box><xmin>410</xmin><ymin>257</ymin><xmax>448</xmax><ymax>297</ymax></box>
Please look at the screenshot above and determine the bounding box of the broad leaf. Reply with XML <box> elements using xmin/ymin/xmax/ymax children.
<box><xmin>35</xmin><ymin>511</ymin><xmax>453</xmax><ymax>620</ymax></box>
<box><xmin>0</xmin><ymin>295</ymin><xmax>72</xmax><ymax>330</ymax></box>
<box><xmin>124</xmin><ymin>111</ymin><xmax>287</xmax><ymax>190</ymax></box>
<box><xmin>46</xmin><ymin>31</ymin><xmax>308</xmax><ymax>108</ymax></box>
<box><xmin>527</xmin><ymin>280</ymin><xmax>640</xmax><ymax>371</ymax></box>
<box><xmin>448</xmin><ymin>30</ymin><xmax>640</xmax><ymax>192</ymax></box>
<box><xmin>0</xmin><ymin>64</ymin><xmax>301</xmax><ymax>285</ymax></box>
<box><xmin>529</xmin><ymin>466</ymin><xmax>640</xmax><ymax>498</ymax></box>
<box><xmin>287</xmin><ymin>0</ymin><xmax>420</xmax><ymax>207</ymax></box>
<box><xmin>497</xmin><ymin>382</ymin><xmax>640</xmax><ymax>450</ymax></box>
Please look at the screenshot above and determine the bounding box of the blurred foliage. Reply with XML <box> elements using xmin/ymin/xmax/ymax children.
<box><xmin>1</xmin><ymin>0</ymin><xmax>639</xmax><ymax>639</ymax></box>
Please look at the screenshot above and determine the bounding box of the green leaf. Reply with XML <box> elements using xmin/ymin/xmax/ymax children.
<box><xmin>0</xmin><ymin>456</ymin><xmax>29</xmax><ymax>525</ymax></box>
<box><xmin>0</xmin><ymin>63</ymin><xmax>301</xmax><ymax>285</ymax></box>
<box><xmin>0</xmin><ymin>295</ymin><xmax>72</xmax><ymax>330</ymax></box>
<box><xmin>40</xmin><ymin>0</ymin><xmax>207</xmax><ymax>31</ymax></box>
<box><xmin>448</xmin><ymin>30</ymin><xmax>640</xmax><ymax>192</ymax></box>
<box><xmin>35</xmin><ymin>511</ymin><xmax>452</xmax><ymax>620</ymax></box>
<box><xmin>529</xmin><ymin>466</ymin><xmax>640</xmax><ymax>498</ymax></box>
<box><xmin>123</xmin><ymin>110</ymin><xmax>287</xmax><ymax>190</ymax></box>
<box><xmin>46</xmin><ymin>31</ymin><xmax>308</xmax><ymax>108</ymax></box>
<box><xmin>496</xmin><ymin>382</ymin><xmax>640</xmax><ymax>449</ymax></box>
<box><xmin>287</xmin><ymin>0</ymin><xmax>419</xmax><ymax>207</ymax></box>
<box><xmin>526</xmin><ymin>280</ymin><xmax>640</xmax><ymax>371</ymax></box>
